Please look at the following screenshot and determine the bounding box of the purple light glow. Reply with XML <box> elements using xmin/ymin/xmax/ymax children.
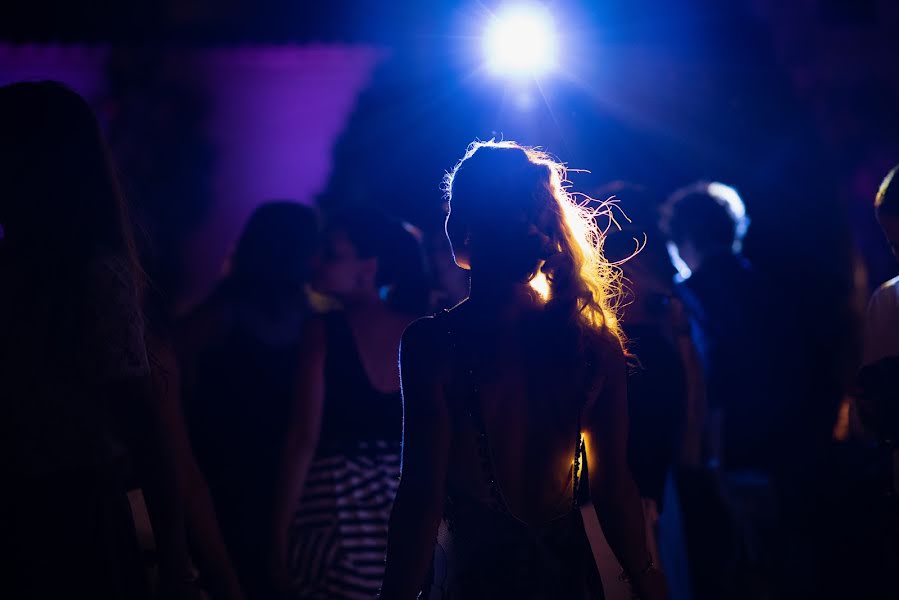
<box><xmin>182</xmin><ymin>45</ymin><xmax>385</xmax><ymax>308</ymax></box>
<box><xmin>0</xmin><ymin>43</ymin><xmax>385</xmax><ymax>308</ymax></box>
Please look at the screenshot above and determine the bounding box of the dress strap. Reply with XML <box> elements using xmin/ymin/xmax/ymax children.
<box><xmin>441</xmin><ymin>309</ymin><xmax>511</xmax><ymax>515</ymax></box>
<box><xmin>464</xmin><ymin>364</ymin><xmax>513</xmax><ymax>516</ymax></box>
<box><xmin>444</xmin><ymin>310</ymin><xmax>586</xmax><ymax>515</ymax></box>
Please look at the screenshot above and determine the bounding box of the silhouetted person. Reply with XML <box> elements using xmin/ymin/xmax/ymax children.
<box><xmin>857</xmin><ymin>164</ymin><xmax>899</xmax><ymax>590</ymax></box>
<box><xmin>179</xmin><ymin>201</ymin><xmax>319</xmax><ymax>599</ymax></box>
<box><xmin>863</xmin><ymin>164</ymin><xmax>899</xmax><ymax>368</ymax></box>
<box><xmin>663</xmin><ymin>182</ymin><xmax>789</xmax><ymax>474</ymax></box>
<box><xmin>273</xmin><ymin>209</ymin><xmax>429</xmax><ymax>598</ymax></box>
<box><xmin>818</xmin><ymin>164</ymin><xmax>899</xmax><ymax>600</ymax></box>
<box><xmin>605</xmin><ymin>184</ymin><xmax>704</xmax><ymax>600</ymax></box>
<box><xmin>603</xmin><ymin>184</ymin><xmax>704</xmax><ymax>600</ymax></box>
<box><xmin>663</xmin><ymin>182</ymin><xmax>793</xmax><ymax>600</ymax></box>
<box><xmin>0</xmin><ymin>81</ymin><xmax>195</xmax><ymax>599</ymax></box>
<box><xmin>381</xmin><ymin>141</ymin><xmax>667</xmax><ymax>600</ymax></box>
<box><xmin>859</xmin><ymin>164</ymin><xmax>899</xmax><ymax>486</ymax></box>
<box><xmin>603</xmin><ymin>184</ymin><xmax>693</xmax><ymax>510</ymax></box>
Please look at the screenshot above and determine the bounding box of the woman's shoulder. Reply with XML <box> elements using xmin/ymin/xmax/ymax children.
<box><xmin>870</xmin><ymin>275</ymin><xmax>899</xmax><ymax>310</ymax></box>
<box><xmin>407</xmin><ymin>298</ymin><xmax>468</xmax><ymax>333</ymax></box>
<box><xmin>400</xmin><ymin>306</ymin><xmax>464</xmax><ymax>364</ymax></box>
<box><xmin>582</xmin><ymin>324</ymin><xmax>626</xmax><ymax>385</ymax></box>
<box><xmin>578</xmin><ymin>320</ymin><xmax>624</xmax><ymax>354</ymax></box>
<box><xmin>401</xmin><ymin>314</ymin><xmax>443</xmax><ymax>347</ymax></box>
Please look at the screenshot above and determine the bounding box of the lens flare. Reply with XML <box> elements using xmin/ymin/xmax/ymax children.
<box><xmin>483</xmin><ymin>4</ymin><xmax>558</xmax><ymax>78</ymax></box>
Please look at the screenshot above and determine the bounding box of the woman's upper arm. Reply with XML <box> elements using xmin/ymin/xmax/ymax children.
<box><xmin>398</xmin><ymin>317</ymin><xmax>451</xmax><ymax>495</ymax></box>
<box><xmin>584</xmin><ymin>333</ymin><xmax>629</xmax><ymax>484</ymax></box>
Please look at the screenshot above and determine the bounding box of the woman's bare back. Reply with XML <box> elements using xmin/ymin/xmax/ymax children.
<box><xmin>442</xmin><ymin>301</ymin><xmax>598</xmax><ymax>524</ymax></box>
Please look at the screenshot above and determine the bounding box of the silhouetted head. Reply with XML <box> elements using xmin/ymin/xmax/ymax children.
<box><xmin>662</xmin><ymin>181</ymin><xmax>749</xmax><ymax>274</ymax></box>
<box><xmin>0</xmin><ymin>81</ymin><xmax>137</xmax><ymax>277</ymax></box>
<box><xmin>875</xmin><ymin>164</ymin><xmax>899</xmax><ymax>261</ymax></box>
<box><xmin>227</xmin><ymin>201</ymin><xmax>319</xmax><ymax>292</ymax></box>
<box><xmin>444</xmin><ymin>140</ymin><xmax>622</xmax><ymax>342</ymax></box>
<box><xmin>314</xmin><ymin>208</ymin><xmax>429</xmax><ymax>316</ymax></box>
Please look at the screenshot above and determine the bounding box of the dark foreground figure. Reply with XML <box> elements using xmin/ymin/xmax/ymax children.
<box><xmin>0</xmin><ymin>82</ymin><xmax>194</xmax><ymax>599</ymax></box>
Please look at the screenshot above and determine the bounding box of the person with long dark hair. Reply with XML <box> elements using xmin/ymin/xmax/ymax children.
<box><xmin>272</xmin><ymin>209</ymin><xmax>429</xmax><ymax>599</ymax></box>
<box><xmin>179</xmin><ymin>201</ymin><xmax>319</xmax><ymax>599</ymax></box>
<box><xmin>0</xmin><ymin>81</ymin><xmax>195</xmax><ymax>598</ymax></box>
<box><xmin>380</xmin><ymin>141</ymin><xmax>666</xmax><ymax>599</ymax></box>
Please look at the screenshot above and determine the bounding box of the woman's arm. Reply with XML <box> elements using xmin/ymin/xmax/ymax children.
<box><xmin>380</xmin><ymin>318</ymin><xmax>452</xmax><ymax>600</ymax></box>
<box><xmin>108</xmin><ymin>376</ymin><xmax>198</xmax><ymax>599</ymax></box>
<box><xmin>584</xmin><ymin>336</ymin><xmax>667</xmax><ymax>600</ymax></box>
<box><xmin>85</xmin><ymin>258</ymin><xmax>197</xmax><ymax>598</ymax></box>
<box><xmin>271</xmin><ymin>317</ymin><xmax>327</xmax><ymax>587</ymax></box>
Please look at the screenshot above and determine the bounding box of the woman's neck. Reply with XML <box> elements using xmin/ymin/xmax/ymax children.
<box><xmin>467</xmin><ymin>272</ymin><xmax>540</xmax><ymax>316</ymax></box>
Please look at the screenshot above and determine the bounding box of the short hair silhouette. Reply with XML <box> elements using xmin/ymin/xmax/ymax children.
<box><xmin>663</xmin><ymin>181</ymin><xmax>749</xmax><ymax>254</ymax></box>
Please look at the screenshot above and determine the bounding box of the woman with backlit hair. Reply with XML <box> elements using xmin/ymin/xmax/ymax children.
<box><xmin>380</xmin><ymin>141</ymin><xmax>667</xmax><ymax>599</ymax></box>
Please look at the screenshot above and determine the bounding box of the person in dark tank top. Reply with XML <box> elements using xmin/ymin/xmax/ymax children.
<box><xmin>273</xmin><ymin>209</ymin><xmax>429</xmax><ymax>599</ymax></box>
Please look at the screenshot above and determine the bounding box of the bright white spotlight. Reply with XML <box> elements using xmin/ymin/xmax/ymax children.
<box><xmin>484</xmin><ymin>4</ymin><xmax>558</xmax><ymax>78</ymax></box>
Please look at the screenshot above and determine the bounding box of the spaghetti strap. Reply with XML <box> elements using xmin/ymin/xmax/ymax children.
<box><xmin>442</xmin><ymin>309</ymin><xmax>584</xmax><ymax>517</ymax></box>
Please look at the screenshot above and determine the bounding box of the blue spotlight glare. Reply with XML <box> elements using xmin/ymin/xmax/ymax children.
<box><xmin>483</xmin><ymin>4</ymin><xmax>558</xmax><ymax>78</ymax></box>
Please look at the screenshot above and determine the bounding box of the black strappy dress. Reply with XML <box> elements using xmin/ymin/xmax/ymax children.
<box><xmin>432</xmin><ymin>311</ymin><xmax>605</xmax><ymax>600</ymax></box>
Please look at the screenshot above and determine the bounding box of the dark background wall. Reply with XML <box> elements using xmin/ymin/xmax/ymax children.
<box><xmin>1</xmin><ymin>0</ymin><xmax>897</xmax><ymax>326</ymax></box>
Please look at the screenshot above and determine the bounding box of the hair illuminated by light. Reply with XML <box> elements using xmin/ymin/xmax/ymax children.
<box><xmin>876</xmin><ymin>164</ymin><xmax>899</xmax><ymax>218</ymax></box>
<box><xmin>444</xmin><ymin>139</ymin><xmax>624</xmax><ymax>345</ymax></box>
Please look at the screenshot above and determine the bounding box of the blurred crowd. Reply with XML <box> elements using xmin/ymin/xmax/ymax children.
<box><xmin>1</xmin><ymin>81</ymin><xmax>897</xmax><ymax>600</ymax></box>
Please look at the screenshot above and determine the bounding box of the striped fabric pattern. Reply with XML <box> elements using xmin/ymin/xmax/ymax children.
<box><xmin>289</xmin><ymin>441</ymin><xmax>401</xmax><ymax>599</ymax></box>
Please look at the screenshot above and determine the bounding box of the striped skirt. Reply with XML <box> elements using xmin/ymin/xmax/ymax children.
<box><xmin>288</xmin><ymin>441</ymin><xmax>401</xmax><ymax>599</ymax></box>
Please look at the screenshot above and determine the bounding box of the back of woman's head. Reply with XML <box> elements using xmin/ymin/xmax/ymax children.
<box><xmin>1</xmin><ymin>82</ymin><xmax>141</xmax><ymax>379</ymax></box>
<box><xmin>326</xmin><ymin>208</ymin><xmax>430</xmax><ymax>316</ymax></box>
<box><xmin>228</xmin><ymin>201</ymin><xmax>319</xmax><ymax>290</ymax></box>
<box><xmin>444</xmin><ymin>140</ymin><xmax>623</xmax><ymax>344</ymax></box>
<box><xmin>445</xmin><ymin>143</ymin><xmax>551</xmax><ymax>280</ymax></box>
<box><xmin>0</xmin><ymin>81</ymin><xmax>134</xmax><ymax>270</ymax></box>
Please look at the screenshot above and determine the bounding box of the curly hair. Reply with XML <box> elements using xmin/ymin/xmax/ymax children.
<box><xmin>443</xmin><ymin>139</ymin><xmax>623</xmax><ymax>346</ymax></box>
